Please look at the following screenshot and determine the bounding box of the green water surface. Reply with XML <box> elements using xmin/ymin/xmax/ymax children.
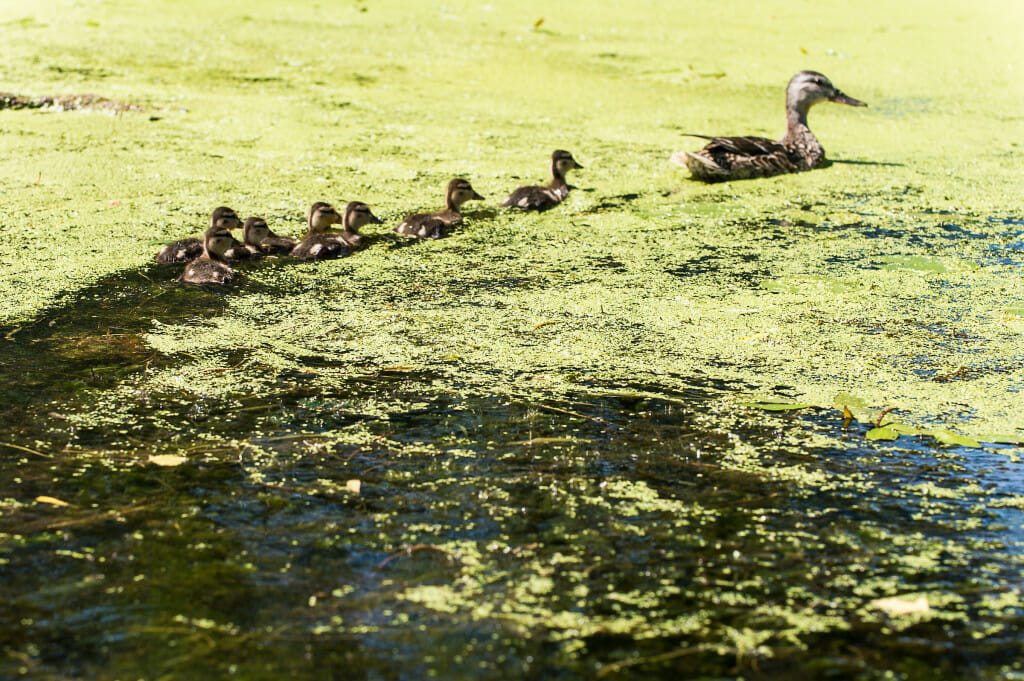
<box><xmin>1</xmin><ymin>1</ymin><xmax>1023</xmax><ymax>679</ymax></box>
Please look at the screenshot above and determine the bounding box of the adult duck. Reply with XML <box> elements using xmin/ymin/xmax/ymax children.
<box><xmin>670</xmin><ymin>71</ymin><xmax>866</xmax><ymax>182</ymax></box>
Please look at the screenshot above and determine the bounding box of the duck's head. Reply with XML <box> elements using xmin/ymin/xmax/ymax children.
<box><xmin>344</xmin><ymin>201</ymin><xmax>384</xmax><ymax>232</ymax></box>
<box><xmin>787</xmin><ymin>71</ymin><xmax>867</xmax><ymax>113</ymax></box>
<box><xmin>242</xmin><ymin>217</ymin><xmax>271</xmax><ymax>246</ymax></box>
<box><xmin>446</xmin><ymin>178</ymin><xmax>485</xmax><ymax>210</ymax></box>
<box><xmin>308</xmin><ymin>202</ymin><xmax>343</xmax><ymax>233</ymax></box>
<box><xmin>210</xmin><ymin>206</ymin><xmax>243</xmax><ymax>231</ymax></box>
<box><xmin>551</xmin><ymin>149</ymin><xmax>584</xmax><ymax>177</ymax></box>
<box><xmin>204</xmin><ymin>224</ymin><xmax>236</xmax><ymax>260</ymax></box>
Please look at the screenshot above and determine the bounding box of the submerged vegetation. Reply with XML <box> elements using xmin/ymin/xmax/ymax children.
<box><xmin>1</xmin><ymin>0</ymin><xmax>1023</xmax><ymax>679</ymax></box>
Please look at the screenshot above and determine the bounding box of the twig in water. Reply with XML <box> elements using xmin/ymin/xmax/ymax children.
<box><xmin>376</xmin><ymin>544</ymin><xmax>456</xmax><ymax>571</ymax></box>
<box><xmin>875</xmin><ymin>406</ymin><xmax>898</xmax><ymax>428</ymax></box>
<box><xmin>0</xmin><ymin>441</ymin><xmax>52</xmax><ymax>458</ymax></box>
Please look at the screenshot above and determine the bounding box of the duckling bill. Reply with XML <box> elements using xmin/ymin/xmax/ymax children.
<box><xmin>670</xmin><ymin>71</ymin><xmax>866</xmax><ymax>182</ymax></box>
<box><xmin>501</xmin><ymin>150</ymin><xmax>583</xmax><ymax>212</ymax></box>
<box><xmin>395</xmin><ymin>178</ymin><xmax>484</xmax><ymax>239</ymax></box>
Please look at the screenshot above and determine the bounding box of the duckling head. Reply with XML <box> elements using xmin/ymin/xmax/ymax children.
<box><xmin>210</xmin><ymin>206</ymin><xmax>243</xmax><ymax>231</ymax></box>
<box><xmin>446</xmin><ymin>178</ymin><xmax>485</xmax><ymax>210</ymax></box>
<box><xmin>204</xmin><ymin>225</ymin><xmax>236</xmax><ymax>259</ymax></box>
<box><xmin>787</xmin><ymin>71</ymin><xmax>867</xmax><ymax>115</ymax></box>
<box><xmin>552</xmin><ymin>150</ymin><xmax>583</xmax><ymax>178</ymax></box>
<box><xmin>308</xmin><ymin>202</ymin><xmax>343</xmax><ymax>233</ymax></box>
<box><xmin>344</xmin><ymin>201</ymin><xmax>384</xmax><ymax>232</ymax></box>
<box><xmin>242</xmin><ymin>217</ymin><xmax>271</xmax><ymax>246</ymax></box>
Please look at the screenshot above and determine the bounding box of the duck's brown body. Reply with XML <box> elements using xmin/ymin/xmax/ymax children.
<box><xmin>155</xmin><ymin>207</ymin><xmax>243</xmax><ymax>264</ymax></box>
<box><xmin>671</xmin><ymin>71</ymin><xmax>866</xmax><ymax>182</ymax></box>
<box><xmin>177</xmin><ymin>224</ymin><xmax>235</xmax><ymax>285</ymax></box>
<box><xmin>321</xmin><ymin>201</ymin><xmax>383</xmax><ymax>250</ymax></box>
<box><xmin>501</xmin><ymin>150</ymin><xmax>583</xmax><ymax>212</ymax></box>
<box><xmin>396</xmin><ymin>179</ymin><xmax>484</xmax><ymax>239</ymax></box>
<box><xmin>291</xmin><ymin>202</ymin><xmax>348</xmax><ymax>260</ymax></box>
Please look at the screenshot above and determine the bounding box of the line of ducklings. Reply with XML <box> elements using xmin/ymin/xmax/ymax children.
<box><xmin>156</xmin><ymin>150</ymin><xmax>584</xmax><ymax>285</ymax></box>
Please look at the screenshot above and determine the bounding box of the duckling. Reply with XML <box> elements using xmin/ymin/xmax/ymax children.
<box><xmin>670</xmin><ymin>71</ymin><xmax>867</xmax><ymax>182</ymax></box>
<box><xmin>244</xmin><ymin>217</ymin><xmax>297</xmax><ymax>255</ymax></box>
<box><xmin>290</xmin><ymin>202</ymin><xmax>348</xmax><ymax>259</ymax></box>
<box><xmin>501</xmin><ymin>150</ymin><xmax>583</xmax><ymax>212</ymax></box>
<box><xmin>323</xmin><ymin>201</ymin><xmax>383</xmax><ymax>250</ymax></box>
<box><xmin>155</xmin><ymin>206</ymin><xmax>243</xmax><ymax>264</ymax></box>
<box><xmin>177</xmin><ymin>223</ymin><xmax>235</xmax><ymax>286</ymax></box>
<box><xmin>395</xmin><ymin>178</ymin><xmax>484</xmax><ymax>239</ymax></box>
<box><xmin>223</xmin><ymin>217</ymin><xmax>272</xmax><ymax>261</ymax></box>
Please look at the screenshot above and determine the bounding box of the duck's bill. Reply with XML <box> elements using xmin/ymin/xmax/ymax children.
<box><xmin>472</xmin><ymin>191</ymin><xmax>485</xmax><ymax>200</ymax></box>
<box><xmin>831</xmin><ymin>92</ymin><xmax>867</xmax><ymax>107</ymax></box>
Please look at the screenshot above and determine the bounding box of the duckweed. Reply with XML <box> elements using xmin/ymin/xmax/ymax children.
<box><xmin>1</xmin><ymin>0</ymin><xmax>1023</xmax><ymax>679</ymax></box>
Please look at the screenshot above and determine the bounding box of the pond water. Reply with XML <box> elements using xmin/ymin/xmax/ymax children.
<box><xmin>3</xmin><ymin>0</ymin><xmax>1024</xmax><ymax>678</ymax></box>
<box><xmin>1</xmin><ymin>250</ymin><xmax>1022</xmax><ymax>680</ymax></box>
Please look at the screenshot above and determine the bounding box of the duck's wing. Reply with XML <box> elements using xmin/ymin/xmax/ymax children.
<box><xmin>395</xmin><ymin>214</ymin><xmax>447</xmax><ymax>239</ymax></box>
<box><xmin>501</xmin><ymin>185</ymin><xmax>560</xmax><ymax>212</ymax></box>
<box><xmin>155</xmin><ymin>237</ymin><xmax>203</xmax><ymax>264</ymax></box>
<box><xmin>290</xmin><ymin>235</ymin><xmax>347</xmax><ymax>260</ymax></box>
<box><xmin>686</xmin><ymin>134</ymin><xmax>786</xmax><ymax>157</ymax></box>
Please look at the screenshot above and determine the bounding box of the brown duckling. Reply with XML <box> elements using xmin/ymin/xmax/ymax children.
<box><xmin>290</xmin><ymin>202</ymin><xmax>348</xmax><ymax>260</ymax></box>
<box><xmin>501</xmin><ymin>150</ymin><xmax>583</xmax><ymax>212</ymax></box>
<box><xmin>244</xmin><ymin>217</ymin><xmax>297</xmax><ymax>255</ymax></box>
<box><xmin>223</xmin><ymin>217</ymin><xmax>273</xmax><ymax>261</ymax></box>
<box><xmin>323</xmin><ymin>201</ymin><xmax>383</xmax><ymax>250</ymax></box>
<box><xmin>155</xmin><ymin>206</ymin><xmax>243</xmax><ymax>264</ymax></box>
<box><xmin>395</xmin><ymin>178</ymin><xmax>484</xmax><ymax>239</ymax></box>
<box><xmin>670</xmin><ymin>71</ymin><xmax>867</xmax><ymax>182</ymax></box>
<box><xmin>177</xmin><ymin>223</ymin><xmax>235</xmax><ymax>286</ymax></box>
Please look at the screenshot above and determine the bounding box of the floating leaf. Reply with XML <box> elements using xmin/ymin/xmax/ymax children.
<box><xmin>148</xmin><ymin>454</ymin><xmax>187</xmax><ymax>467</ymax></box>
<box><xmin>976</xmin><ymin>433</ymin><xmax>1024</xmax><ymax>445</ymax></box>
<box><xmin>833</xmin><ymin>392</ymin><xmax>869</xmax><ymax>411</ymax></box>
<box><xmin>866</xmin><ymin>426</ymin><xmax>899</xmax><ymax>441</ymax></box>
<box><xmin>870</xmin><ymin>595</ymin><xmax>930</xmax><ymax>615</ymax></box>
<box><xmin>929</xmin><ymin>430</ymin><xmax>981</xmax><ymax>448</ymax></box>
<box><xmin>36</xmin><ymin>495</ymin><xmax>70</xmax><ymax>507</ymax></box>
<box><xmin>346</xmin><ymin>479</ymin><xmax>361</xmax><ymax>495</ymax></box>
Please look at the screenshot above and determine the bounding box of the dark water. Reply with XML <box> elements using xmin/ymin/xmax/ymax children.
<box><xmin>1</xmin><ymin>266</ymin><xmax>1023</xmax><ymax>681</ymax></box>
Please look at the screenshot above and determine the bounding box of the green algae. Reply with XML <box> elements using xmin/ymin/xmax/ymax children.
<box><xmin>2</xmin><ymin>0</ymin><xmax>1024</xmax><ymax>680</ymax></box>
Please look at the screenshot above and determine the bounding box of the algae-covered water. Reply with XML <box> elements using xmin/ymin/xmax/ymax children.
<box><xmin>2</xmin><ymin>1</ymin><xmax>1024</xmax><ymax>679</ymax></box>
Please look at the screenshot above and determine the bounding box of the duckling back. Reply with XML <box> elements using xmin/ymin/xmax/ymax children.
<box><xmin>178</xmin><ymin>259</ymin><xmax>234</xmax><ymax>285</ymax></box>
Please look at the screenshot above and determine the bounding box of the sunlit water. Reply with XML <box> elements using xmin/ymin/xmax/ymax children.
<box><xmin>2</xmin><ymin>248</ymin><xmax>1022</xmax><ymax>681</ymax></box>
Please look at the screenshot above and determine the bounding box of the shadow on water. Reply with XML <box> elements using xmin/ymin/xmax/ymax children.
<box><xmin>1</xmin><ymin>262</ymin><xmax>1023</xmax><ymax>681</ymax></box>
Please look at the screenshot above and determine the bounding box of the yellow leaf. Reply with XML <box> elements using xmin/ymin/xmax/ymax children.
<box><xmin>870</xmin><ymin>595</ymin><xmax>930</xmax><ymax>615</ymax></box>
<box><xmin>346</xmin><ymin>479</ymin><xmax>361</xmax><ymax>495</ymax></box>
<box><xmin>148</xmin><ymin>454</ymin><xmax>187</xmax><ymax>467</ymax></box>
<box><xmin>36</xmin><ymin>495</ymin><xmax>70</xmax><ymax>507</ymax></box>
<box><xmin>534</xmin><ymin>17</ymin><xmax>544</xmax><ymax>29</ymax></box>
